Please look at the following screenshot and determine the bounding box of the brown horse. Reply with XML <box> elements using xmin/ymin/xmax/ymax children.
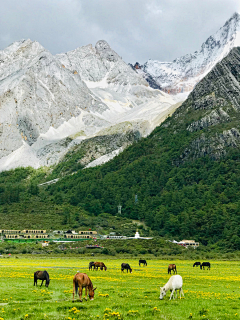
<box><xmin>34</xmin><ymin>270</ymin><xmax>50</xmax><ymax>287</ymax></box>
<box><xmin>168</xmin><ymin>264</ymin><xmax>177</xmax><ymax>275</ymax></box>
<box><xmin>72</xmin><ymin>272</ymin><xmax>97</xmax><ymax>302</ymax></box>
<box><xmin>93</xmin><ymin>262</ymin><xmax>107</xmax><ymax>271</ymax></box>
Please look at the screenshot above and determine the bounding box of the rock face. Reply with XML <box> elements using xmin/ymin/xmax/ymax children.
<box><xmin>136</xmin><ymin>12</ymin><xmax>240</xmax><ymax>94</ymax></box>
<box><xmin>0</xmin><ymin>39</ymin><xmax>176</xmax><ymax>172</ymax></box>
<box><xmin>169</xmin><ymin>46</ymin><xmax>240</xmax><ymax>162</ymax></box>
<box><xmin>57</xmin><ymin>40</ymin><xmax>147</xmax><ymax>88</ymax></box>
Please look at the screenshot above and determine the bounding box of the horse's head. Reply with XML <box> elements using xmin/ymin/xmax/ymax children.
<box><xmin>130</xmin><ymin>268</ymin><xmax>132</xmax><ymax>273</ymax></box>
<box><xmin>104</xmin><ymin>266</ymin><xmax>107</xmax><ymax>271</ymax></box>
<box><xmin>159</xmin><ymin>287</ymin><xmax>166</xmax><ymax>300</ymax></box>
<box><xmin>89</xmin><ymin>287</ymin><xmax>97</xmax><ymax>300</ymax></box>
<box><xmin>45</xmin><ymin>279</ymin><xmax>51</xmax><ymax>287</ymax></box>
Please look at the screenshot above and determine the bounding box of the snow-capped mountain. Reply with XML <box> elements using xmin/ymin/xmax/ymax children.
<box><xmin>135</xmin><ymin>12</ymin><xmax>240</xmax><ymax>94</ymax></box>
<box><xmin>0</xmin><ymin>39</ymin><xmax>176</xmax><ymax>172</ymax></box>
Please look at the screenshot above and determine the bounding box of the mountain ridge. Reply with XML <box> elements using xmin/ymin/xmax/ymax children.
<box><xmin>0</xmin><ymin>39</ymin><xmax>176</xmax><ymax>172</ymax></box>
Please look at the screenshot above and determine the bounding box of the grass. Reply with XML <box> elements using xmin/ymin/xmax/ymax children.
<box><xmin>0</xmin><ymin>256</ymin><xmax>239</xmax><ymax>319</ymax></box>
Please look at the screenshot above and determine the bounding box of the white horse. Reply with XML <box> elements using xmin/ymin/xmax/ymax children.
<box><xmin>159</xmin><ymin>275</ymin><xmax>184</xmax><ymax>300</ymax></box>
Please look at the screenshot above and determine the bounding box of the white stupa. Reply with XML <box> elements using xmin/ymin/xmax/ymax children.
<box><xmin>127</xmin><ymin>229</ymin><xmax>152</xmax><ymax>240</ymax></box>
<box><xmin>134</xmin><ymin>229</ymin><xmax>140</xmax><ymax>239</ymax></box>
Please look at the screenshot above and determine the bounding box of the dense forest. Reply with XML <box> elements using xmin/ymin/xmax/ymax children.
<box><xmin>1</xmin><ymin>120</ymin><xmax>240</xmax><ymax>251</ymax></box>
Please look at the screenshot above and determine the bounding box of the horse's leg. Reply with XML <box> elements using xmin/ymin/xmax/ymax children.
<box><xmin>40</xmin><ymin>280</ymin><xmax>44</xmax><ymax>287</ymax></box>
<box><xmin>84</xmin><ymin>287</ymin><xmax>88</xmax><ymax>300</ymax></box>
<box><xmin>169</xmin><ymin>289</ymin><xmax>175</xmax><ymax>300</ymax></box>
<box><xmin>79</xmin><ymin>285</ymin><xmax>83</xmax><ymax>302</ymax></box>
<box><xmin>175</xmin><ymin>290</ymin><xmax>178</xmax><ymax>299</ymax></box>
<box><xmin>180</xmin><ymin>288</ymin><xmax>184</xmax><ymax>298</ymax></box>
<box><xmin>72</xmin><ymin>280</ymin><xmax>75</xmax><ymax>302</ymax></box>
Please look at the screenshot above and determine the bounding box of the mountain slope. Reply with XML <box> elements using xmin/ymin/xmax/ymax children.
<box><xmin>40</xmin><ymin>46</ymin><xmax>240</xmax><ymax>248</ymax></box>
<box><xmin>135</xmin><ymin>12</ymin><xmax>240</xmax><ymax>95</ymax></box>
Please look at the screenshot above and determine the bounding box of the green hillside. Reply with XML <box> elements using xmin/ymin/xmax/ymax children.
<box><xmin>1</xmin><ymin>48</ymin><xmax>240</xmax><ymax>250</ymax></box>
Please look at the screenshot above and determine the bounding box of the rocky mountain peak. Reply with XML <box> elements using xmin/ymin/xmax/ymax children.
<box><xmin>95</xmin><ymin>40</ymin><xmax>119</xmax><ymax>62</ymax></box>
<box><xmin>137</xmin><ymin>12</ymin><xmax>240</xmax><ymax>95</ymax></box>
<box><xmin>223</xmin><ymin>12</ymin><xmax>240</xmax><ymax>27</ymax></box>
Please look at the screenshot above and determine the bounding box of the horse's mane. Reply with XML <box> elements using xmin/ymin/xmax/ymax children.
<box><xmin>88</xmin><ymin>278</ymin><xmax>93</xmax><ymax>290</ymax></box>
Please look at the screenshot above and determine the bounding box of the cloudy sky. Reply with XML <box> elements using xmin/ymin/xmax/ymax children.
<box><xmin>0</xmin><ymin>0</ymin><xmax>239</xmax><ymax>64</ymax></box>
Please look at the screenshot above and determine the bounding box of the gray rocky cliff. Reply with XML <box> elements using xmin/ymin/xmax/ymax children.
<box><xmin>168</xmin><ymin>46</ymin><xmax>240</xmax><ymax>162</ymax></box>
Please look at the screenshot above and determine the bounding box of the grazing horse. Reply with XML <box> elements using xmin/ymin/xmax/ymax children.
<box><xmin>93</xmin><ymin>262</ymin><xmax>107</xmax><ymax>271</ymax></box>
<box><xmin>159</xmin><ymin>275</ymin><xmax>184</xmax><ymax>300</ymax></box>
<box><xmin>168</xmin><ymin>264</ymin><xmax>177</xmax><ymax>275</ymax></box>
<box><xmin>121</xmin><ymin>263</ymin><xmax>132</xmax><ymax>273</ymax></box>
<box><xmin>193</xmin><ymin>262</ymin><xmax>201</xmax><ymax>267</ymax></box>
<box><xmin>89</xmin><ymin>261</ymin><xmax>95</xmax><ymax>270</ymax></box>
<box><xmin>34</xmin><ymin>271</ymin><xmax>50</xmax><ymax>287</ymax></box>
<box><xmin>200</xmin><ymin>262</ymin><xmax>211</xmax><ymax>270</ymax></box>
<box><xmin>139</xmin><ymin>259</ymin><xmax>147</xmax><ymax>266</ymax></box>
<box><xmin>72</xmin><ymin>272</ymin><xmax>97</xmax><ymax>302</ymax></box>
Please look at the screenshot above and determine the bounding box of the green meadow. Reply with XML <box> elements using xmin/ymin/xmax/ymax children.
<box><xmin>0</xmin><ymin>256</ymin><xmax>239</xmax><ymax>320</ymax></box>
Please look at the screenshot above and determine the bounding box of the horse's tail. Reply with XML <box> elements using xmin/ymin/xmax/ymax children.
<box><xmin>75</xmin><ymin>280</ymin><xmax>79</xmax><ymax>295</ymax></box>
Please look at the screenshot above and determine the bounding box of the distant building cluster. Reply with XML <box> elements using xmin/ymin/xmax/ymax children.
<box><xmin>63</xmin><ymin>230</ymin><xmax>97</xmax><ymax>239</ymax></box>
<box><xmin>168</xmin><ymin>239</ymin><xmax>199</xmax><ymax>248</ymax></box>
<box><xmin>0</xmin><ymin>229</ymin><xmax>97</xmax><ymax>240</ymax></box>
<box><xmin>178</xmin><ymin>240</ymin><xmax>199</xmax><ymax>247</ymax></box>
<box><xmin>1</xmin><ymin>230</ymin><xmax>48</xmax><ymax>239</ymax></box>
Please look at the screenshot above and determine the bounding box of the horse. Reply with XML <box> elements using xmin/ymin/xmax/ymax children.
<box><xmin>93</xmin><ymin>262</ymin><xmax>107</xmax><ymax>271</ymax></box>
<box><xmin>139</xmin><ymin>259</ymin><xmax>147</xmax><ymax>266</ymax></box>
<box><xmin>89</xmin><ymin>261</ymin><xmax>95</xmax><ymax>270</ymax></box>
<box><xmin>168</xmin><ymin>264</ymin><xmax>177</xmax><ymax>274</ymax></box>
<box><xmin>121</xmin><ymin>263</ymin><xmax>132</xmax><ymax>273</ymax></box>
<box><xmin>159</xmin><ymin>275</ymin><xmax>184</xmax><ymax>300</ymax></box>
<box><xmin>200</xmin><ymin>262</ymin><xmax>211</xmax><ymax>270</ymax></box>
<box><xmin>193</xmin><ymin>262</ymin><xmax>201</xmax><ymax>267</ymax></box>
<box><xmin>34</xmin><ymin>271</ymin><xmax>50</xmax><ymax>287</ymax></box>
<box><xmin>72</xmin><ymin>272</ymin><xmax>97</xmax><ymax>302</ymax></box>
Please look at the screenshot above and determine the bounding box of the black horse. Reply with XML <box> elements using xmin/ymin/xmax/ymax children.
<box><xmin>89</xmin><ymin>261</ymin><xmax>95</xmax><ymax>270</ymax></box>
<box><xmin>200</xmin><ymin>262</ymin><xmax>211</xmax><ymax>270</ymax></box>
<box><xmin>193</xmin><ymin>262</ymin><xmax>201</xmax><ymax>267</ymax></box>
<box><xmin>139</xmin><ymin>259</ymin><xmax>147</xmax><ymax>266</ymax></box>
<box><xmin>121</xmin><ymin>263</ymin><xmax>132</xmax><ymax>273</ymax></box>
<box><xmin>34</xmin><ymin>270</ymin><xmax>50</xmax><ymax>287</ymax></box>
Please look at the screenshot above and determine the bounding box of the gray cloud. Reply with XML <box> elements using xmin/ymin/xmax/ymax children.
<box><xmin>0</xmin><ymin>0</ymin><xmax>239</xmax><ymax>63</ymax></box>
